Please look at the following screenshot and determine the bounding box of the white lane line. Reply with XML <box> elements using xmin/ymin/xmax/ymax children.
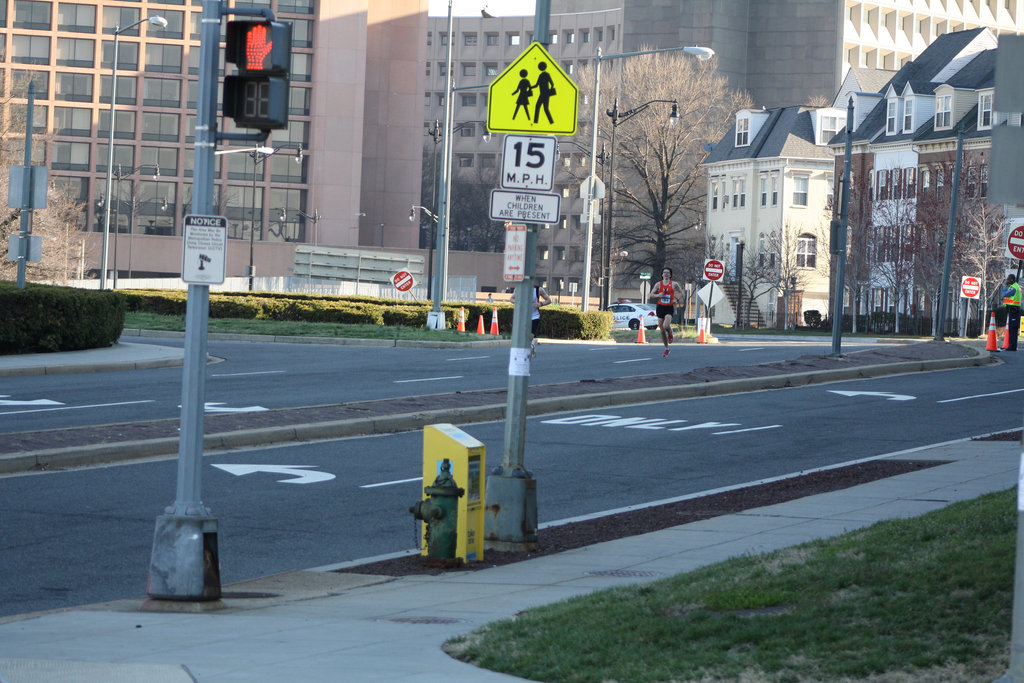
<box><xmin>393</xmin><ymin>375</ymin><xmax>463</xmax><ymax>384</ymax></box>
<box><xmin>713</xmin><ymin>425</ymin><xmax>782</xmax><ymax>435</ymax></box>
<box><xmin>360</xmin><ymin>476</ymin><xmax>422</xmax><ymax>489</ymax></box>
<box><xmin>739</xmin><ymin>347</ymin><xmax>765</xmax><ymax>352</ymax></box>
<box><xmin>0</xmin><ymin>399</ymin><xmax>155</xmax><ymax>417</ymax></box>
<box><xmin>938</xmin><ymin>388</ymin><xmax>1024</xmax><ymax>403</ymax></box>
<box><xmin>448</xmin><ymin>356</ymin><xmax>488</xmax><ymax>361</ymax></box>
<box><xmin>212</xmin><ymin>370</ymin><xmax>286</xmax><ymax>378</ymax></box>
<box><xmin>613</xmin><ymin>358</ymin><xmax>651</xmax><ymax>364</ymax></box>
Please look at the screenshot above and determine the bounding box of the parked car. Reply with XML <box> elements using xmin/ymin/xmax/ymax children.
<box><xmin>606</xmin><ymin>303</ymin><xmax>659</xmax><ymax>330</ymax></box>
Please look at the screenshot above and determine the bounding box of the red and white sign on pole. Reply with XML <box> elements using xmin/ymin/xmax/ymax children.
<box><xmin>703</xmin><ymin>259</ymin><xmax>725</xmax><ymax>281</ymax></box>
<box><xmin>392</xmin><ymin>270</ymin><xmax>414</xmax><ymax>292</ymax></box>
<box><xmin>1007</xmin><ymin>223</ymin><xmax>1024</xmax><ymax>260</ymax></box>
<box><xmin>503</xmin><ymin>223</ymin><xmax>527</xmax><ymax>281</ymax></box>
<box><xmin>960</xmin><ymin>275</ymin><xmax>981</xmax><ymax>299</ymax></box>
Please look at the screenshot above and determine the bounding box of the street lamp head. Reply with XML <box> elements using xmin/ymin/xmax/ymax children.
<box><xmin>668</xmin><ymin>102</ymin><xmax>680</xmax><ymax>126</ymax></box>
<box><xmin>409</xmin><ymin>207</ymin><xmax>417</xmax><ymax>222</ymax></box>
<box><xmin>684</xmin><ymin>46</ymin><xmax>715</xmax><ymax>61</ymax></box>
<box><xmin>148</xmin><ymin>16</ymin><xmax>168</xmax><ymax>28</ymax></box>
<box><xmin>255</xmin><ymin>146</ymin><xmax>275</xmax><ymax>155</ymax></box>
<box><xmin>481</xmin><ymin>131</ymin><xmax>491</xmax><ymax>143</ymax></box>
<box><xmin>294</xmin><ymin>146</ymin><xmax>303</xmax><ymax>164</ymax></box>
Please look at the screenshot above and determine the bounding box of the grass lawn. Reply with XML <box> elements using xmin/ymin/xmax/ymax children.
<box><xmin>446</xmin><ymin>489</ymin><xmax>1014</xmax><ymax>682</ymax></box>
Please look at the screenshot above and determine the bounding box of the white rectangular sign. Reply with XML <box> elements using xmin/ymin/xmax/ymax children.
<box><xmin>500</xmin><ymin>135</ymin><xmax>556</xmax><ymax>191</ymax></box>
<box><xmin>503</xmin><ymin>223</ymin><xmax>527</xmax><ymax>282</ymax></box>
<box><xmin>490</xmin><ymin>189</ymin><xmax>561</xmax><ymax>224</ymax></box>
<box><xmin>181</xmin><ymin>214</ymin><xmax>228</xmax><ymax>285</ymax></box>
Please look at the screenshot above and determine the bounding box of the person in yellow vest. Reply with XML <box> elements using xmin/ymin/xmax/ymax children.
<box><xmin>1002</xmin><ymin>274</ymin><xmax>1021</xmax><ymax>352</ymax></box>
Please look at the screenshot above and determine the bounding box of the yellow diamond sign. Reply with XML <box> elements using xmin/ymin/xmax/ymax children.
<box><xmin>487</xmin><ymin>42</ymin><xmax>578</xmax><ymax>136</ymax></box>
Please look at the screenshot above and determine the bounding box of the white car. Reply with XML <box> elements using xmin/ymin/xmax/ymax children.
<box><xmin>606</xmin><ymin>303</ymin><xmax>660</xmax><ymax>330</ymax></box>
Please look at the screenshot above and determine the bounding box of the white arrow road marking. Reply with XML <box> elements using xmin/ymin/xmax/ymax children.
<box><xmin>0</xmin><ymin>395</ymin><xmax>63</xmax><ymax>406</ymax></box>
<box><xmin>211</xmin><ymin>464</ymin><xmax>335</xmax><ymax>485</ymax></box>
<box><xmin>203</xmin><ymin>402</ymin><xmax>268</xmax><ymax>413</ymax></box>
<box><xmin>829</xmin><ymin>390</ymin><xmax>915</xmax><ymax>401</ymax></box>
<box><xmin>669</xmin><ymin>421</ymin><xmax>741</xmax><ymax>431</ymax></box>
<box><xmin>714</xmin><ymin>425</ymin><xmax>782</xmax><ymax>435</ymax></box>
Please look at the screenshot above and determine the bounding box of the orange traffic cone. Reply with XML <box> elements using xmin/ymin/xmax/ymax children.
<box><xmin>476</xmin><ymin>314</ymin><xmax>485</xmax><ymax>334</ymax></box>
<box><xmin>986</xmin><ymin>312</ymin><xmax>999</xmax><ymax>352</ymax></box>
<box><xmin>490</xmin><ymin>307</ymin><xmax>499</xmax><ymax>335</ymax></box>
<box><xmin>636</xmin><ymin>323</ymin><xmax>646</xmax><ymax>344</ymax></box>
<box><xmin>697</xmin><ymin>317</ymin><xmax>706</xmax><ymax>344</ymax></box>
<box><xmin>457</xmin><ymin>307</ymin><xmax>466</xmax><ymax>332</ymax></box>
<box><xmin>1004</xmin><ymin>317</ymin><xmax>1012</xmax><ymax>349</ymax></box>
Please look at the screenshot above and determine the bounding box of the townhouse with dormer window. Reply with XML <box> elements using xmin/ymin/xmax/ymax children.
<box><xmin>702</xmin><ymin>106</ymin><xmax>845</xmax><ymax>328</ymax></box>
<box><xmin>831</xmin><ymin>27</ymin><xmax>1009</xmax><ymax>334</ymax></box>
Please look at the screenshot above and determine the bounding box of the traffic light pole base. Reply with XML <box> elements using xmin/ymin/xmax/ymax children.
<box><xmin>484</xmin><ymin>471</ymin><xmax>538</xmax><ymax>551</ymax></box>
<box><xmin>146</xmin><ymin>515</ymin><xmax>222</xmax><ymax>602</ymax></box>
<box><xmin>426</xmin><ymin>311</ymin><xmax>446</xmax><ymax>330</ymax></box>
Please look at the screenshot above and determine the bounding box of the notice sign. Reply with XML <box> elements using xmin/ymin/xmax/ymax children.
<box><xmin>503</xmin><ymin>223</ymin><xmax>527</xmax><ymax>282</ymax></box>
<box><xmin>182</xmin><ymin>214</ymin><xmax>227</xmax><ymax>285</ymax></box>
<box><xmin>490</xmin><ymin>189</ymin><xmax>561</xmax><ymax>224</ymax></box>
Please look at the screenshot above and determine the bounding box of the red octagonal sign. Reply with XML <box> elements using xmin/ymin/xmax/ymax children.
<box><xmin>961</xmin><ymin>276</ymin><xmax>981</xmax><ymax>299</ymax></box>
<box><xmin>392</xmin><ymin>270</ymin><xmax>414</xmax><ymax>292</ymax></box>
<box><xmin>1009</xmin><ymin>225</ymin><xmax>1024</xmax><ymax>260</ymax></box>
<box><xmin>703</xmin><ymin>259</ymin><xmax>725</xmax><ymax>281</ymax></box>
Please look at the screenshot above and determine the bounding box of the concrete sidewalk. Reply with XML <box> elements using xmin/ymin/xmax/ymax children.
<box><xmin>0</xmin><ymin>439</ymin><xmax>1015</xmax><ymax>682</ymax></box>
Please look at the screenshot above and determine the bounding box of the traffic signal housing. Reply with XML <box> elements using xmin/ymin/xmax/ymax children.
<box><xmin>223</xmin><ymin>20</ymin><xmax>292</xmax><ymax>130</ymax></box>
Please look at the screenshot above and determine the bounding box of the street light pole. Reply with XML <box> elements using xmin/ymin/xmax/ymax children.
<box><xmin>427</xmin><ymin>0</ymin><xmax>455</xmax><ymax>330</ymax></box>
<box><xmin>101</xmin><ymin>14</ymin><xmax>166</xmax><ymax>290</ymax></box>
<box><xmin>581</xmin><ymin>45</ymin><xmax>714</xmax><ymax>311</ymax></box>
<box><xmin>246</xmin><ymin>146</ymin><xmax>275</xmax><ymax>291</ymax></box>
<box><xmin>602</xmin><ymin>97</ymin><xmax>679</xmax><ymax>309</ymax></box>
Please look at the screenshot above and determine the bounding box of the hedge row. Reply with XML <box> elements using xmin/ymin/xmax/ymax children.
<box><xmin>119</xmin><ymin>289</ymin><xmax>612</xmax><ymax>340</ymax></box>
<box><xmin>0</xmin><ymin>282</ymin><xmax>125</xmax><ymax>354</ymax></box>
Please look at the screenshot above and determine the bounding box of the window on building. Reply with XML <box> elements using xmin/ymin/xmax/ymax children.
<box><xmin>51</xmin><ymin>141</ymin><xmax>90</xmax><ymax>171</ymax></box>
<box><xmin>440</xmin><ymin>32</ymin><xmax>447</xmax><ymax>46</ymax></box>
<box><xmin>771</xmin><ymin>174</ymin><xmax>779</xmax><ymax>205</ymax></box>
<box><xmin>459</xmin><ymin>124</ymin><xmax>475</xmax><ymax>137</ymax></box>
<box><xmin>565</xmin><ymin>31</ymin><xmax>574</xmax><ymax>43</ymax></box>
<box><xmin>55</xmin><ymin>36</ymin><xmax>93</xmax><ymax>67</ymax></box>
<box><xmin>979</xmin><ymin>92</ymin><xmax>993</xmax><ymax>128</ymax></box>
<box><xmin>12</xmin><ymin>70</ymin><xmax>48</xmax><ymax>98</ymax></box>
<box><xmin>876</xmin><ymin>169</ymin><xmax>888</xmax><ymax>200</ymax></box>
<box><xmin>732</xmin><ymin>178</ymin><xmax>745</xmax><ymax>208</ymax></box>
<box><xmin>905</xmin><ymin>167</ymin><xmax>916</xmax><ymax>198</ymax></box>
<box><xmin>735</xmin><ymin>117</ymin><xmax>749</xmax><ymax>146</ymax></box>
<box><xmin>485</xmin><ymin>33</ymin><xmax>498</xmax><ymax>46</ymax></box>
<box><xmin>102</xmin><ymin>39</ymin><xmax>138</xmax><ymax>70</ymax></box>
<box><xmin>711</xmin><ymin>181</ymin><xmax>720</xmax><ymax>210</ymax></box>
<box><xmin>555</xmin><ymin>246</ymin><xmax>566</xmax><ymax>260</ymax></box>
<box><xmin>145</xmin><ymin>44</ymin><xmax>182</xmax><ymax>73</ymax></box>
<box><xmin>903</xmin><ymin>97</ymin><xmax>914</xmax><ymax>132</ymax></box>
<box><xmin>760</xmin><ymin>175</ymin><xmax>768</xmax><ymax>206</ymax></box>
<box><xmin>291</xmin><ymin>53</ymin><xmax>312</xmax><ymax>82</ymax></box>
<box><xmin>935</xmin><ymin>94</ymin><xmax>952</xmax><ymax>128</ymax></box>
<box><xmin>508</xmin><ymin>33</ymin><xmax>520</xmax><ymax>46</ymax></box>
<box><xmin>919</xmin><ymin>167</ymin><xmax>930</xmax><ymax>193</ymax></box>
<box><xmin>461</xmin><ymin>63</ymin><xmax>476</xmax><ymax>77</ymax></box>
<box><xmin>13</xmin><ymin>35</ymin><xmax>50</xmax><ymax>64</ymax></box>
<box><xmin>54</xmin><ymin>106</ymin><xmax>91</xmax><ymax>136</ymax></box>
<box><xmin>820</xmin><ymin>115</ymin><xmax>839</xmax><ymax>144</ymax></box>
<box><xmin>796</xmin><ymin>234</ymin><xmax>816</xmax><ymax>268</ymax></box>
<box><xmin>886</xmin><ymin>99</ymin><xmax>897</xmax><ymax>134</ymax></box>
<box><xmin>792</xmin><ymin>175</ymin><xmax>809</xmax><ymax>206</ymax></box>
<box><xmin>100</xmin><ymin>74</ymin><xmax>136</xmax><ymax>105</ymax></box>
<box><xmin>55</xmin><ymin>72</ymin><xmax>92</xmax><ymax>101</ymax></box>
<box><xmin>460</xmin><ymin>93</ymin><xmax>476</xmax><ymax>107</ymax></box>
<box><xmin>14</xmin><ymin>0</ymin><xmax>51</xmax><ymax>30</ymax></box>
<box><xmin>143</xmin><ymin>77</ymin><xmax>180</xmax><ymax>107</ymax></box>
<box><xmin>142</xmin><ymin>112</ymin><xmax>179</xmax><ymax>141</ymax></box>
<box><xmin>582</xmin><ymin>30</ymin><xmax>590</xmax><ymax>43</ymax></box>
<box><xmin>98</xmin><ymin>109</ymin><xmax>135</xmax><ymax>139</ymax></box>
<box><xmin>101</xmin><ymin>6</ymin><xmax>140</xmax><ymax>34</ymax></box>
<box><xmin>463</xmin><ymin>32</ymin><xmax>476</xmax><ymax>46</ymax></box>
<box><xmin>458</xmin><ymin>155</ymin><xmax>473</xmax><ymax>167</ymax></box>
<box><xmin>141</xmin><ymin>146</ymin><xmax>177</xmax><ymax>176</ymax></box>
<box><xmin>548</xmin><ymin>32</ymin><xmax>557</xmax><ymax>44</ymax></box>
<box><xmin>57</xmin><ymin>2</ymin><xmax>94</xmax><ymax>32</ymax></box>
<box><xmin>291</xmin><ymin>18</ymin><xmax>313</xmax><ymax>48</ymax></box>
<box><xmin>485</xmin><ymin>63</ymin><xmax>498</xmax><ymax>76</ymax></box>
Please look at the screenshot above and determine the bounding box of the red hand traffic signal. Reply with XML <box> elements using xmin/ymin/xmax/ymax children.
<box><xmin>224</xmin><ymin>20</ymin><xmax>292</xmax><ymax>130</ymax></box>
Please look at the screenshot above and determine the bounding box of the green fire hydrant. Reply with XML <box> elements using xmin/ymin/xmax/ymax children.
<box><xmin>409</xmin><ymin>458</ymin><xmax>465</xmax><ymax>565</ymax></box>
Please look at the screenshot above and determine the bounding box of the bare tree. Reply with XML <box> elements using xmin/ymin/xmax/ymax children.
<box><xmin>575</xmin><ymin>50</ymin><xmax>750</xmax><ymax>286</ymax></box>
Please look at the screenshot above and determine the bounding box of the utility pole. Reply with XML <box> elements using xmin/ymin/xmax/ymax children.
<box><xmin>830</xmin><ymin>97</ymin><xmax>854</xmax><ymax>357</ymax></box>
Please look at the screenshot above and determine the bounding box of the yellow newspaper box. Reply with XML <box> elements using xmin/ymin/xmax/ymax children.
<box><xmin>421</xmin><ymin>424</ymin><xmax>485</xmax><ymax>562</ymax></box>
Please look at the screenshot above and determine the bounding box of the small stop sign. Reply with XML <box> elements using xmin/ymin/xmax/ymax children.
<box><xmin>1008</xmin><ymin>225</ymin><xmax>1024</xmax><ymax>260</ymax></box>
<box><xmin>960</xmin><ymin>276</ymin><xmax>981</xmax><ymax>299</ymax></box>
<box><xmin>703</xmin><ymin>259</ymin><xmax>724</xmax><ymax>281</ymax></box>
<box><xmin>392</xmin><ymin>270</ymin><xmax>414</xmax><ymax>292</ymax></box>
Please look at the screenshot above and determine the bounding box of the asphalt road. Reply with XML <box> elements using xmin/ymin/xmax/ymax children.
<box><xmin>1</xmin><ymin>355</ymin><xmax>1018</xmax><ymax>618</ymax></box>
<box><xmin>1</xmin><ymin>337</ymin><xmax>886</xmax><ymax>434</ymax></box>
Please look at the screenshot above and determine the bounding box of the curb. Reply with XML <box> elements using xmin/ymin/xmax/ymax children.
<box><xmin>0</xmin><ymin>351</ymin><xmax>992</xmax><ymax>475</ymax></box>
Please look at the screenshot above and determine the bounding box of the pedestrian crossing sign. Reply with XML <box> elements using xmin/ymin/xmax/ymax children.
<box><xmin>487</xmin><ymin>42</ymin><xmax>578</xmax><ymax>136</ymax></box>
